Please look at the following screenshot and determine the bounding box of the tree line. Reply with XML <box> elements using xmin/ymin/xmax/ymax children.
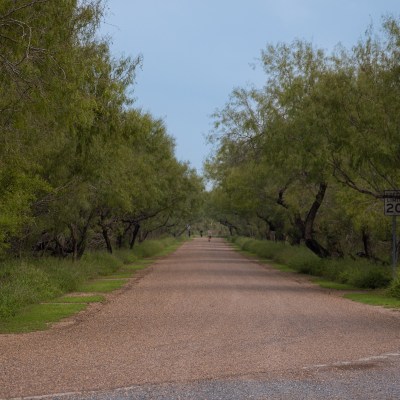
<box><xmin>206</xmin><ymin>16</ymin><xmax>400</xmax><ymax>261</ymax></box>
<box><xmin>0</xmin><ymin>0</ymin><xmax>203</xmax><ymax>260</ymax></box>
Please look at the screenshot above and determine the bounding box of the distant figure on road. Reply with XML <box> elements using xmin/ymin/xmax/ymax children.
<box><xmin>200</xmin><ymin>230</ymin><xmax>203</xmax><ymax>237</ymax></box>
<box><xmin>208</xmin><ymin>230</ymin><xmax>212</xmax><ymax>242</ymax></box>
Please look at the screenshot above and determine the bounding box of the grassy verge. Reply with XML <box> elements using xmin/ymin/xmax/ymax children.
<box><xmin>46</xmin><ymin>295</ymin><xmax>105</xmax><ymax>303</ymax></box>
<box><xmin>311</xmin><ymin>279</ymin><xmax>357</xmax><ymax>291</ymax></box>
<box><xmin>0</xmin><ymin>303</ymin><xmax>87</xmax><ymax>334</ymax></box>
<box><xmin>0</xmin><ymin>237</ymin><xmax>184</xmax><ymax>333</ymax></box>
<box><xmin>344</xmin><ymin>293</ymin><xmax>400</xmax><ymax>308</ymax></box>
<box><xmin>229</xmin><ymin>236</ymin><xmax>400</xmax><ymax>308</ymax></box>
<box><xmin>78</xmin><ymin>279</ymin><xmax>128</xmax><ymax>293</ymax></box>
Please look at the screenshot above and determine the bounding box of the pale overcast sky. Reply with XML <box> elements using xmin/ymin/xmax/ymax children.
<box><xmin>100</xmin><ymin>1</ymin><xmax>400</xmax><ymax>173</ymax></box>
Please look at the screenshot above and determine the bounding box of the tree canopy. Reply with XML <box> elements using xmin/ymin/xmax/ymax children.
<box><xmin>0</xmin><ymin>0</ymin><xmax>204</xmax><ymax>259</ymax></box>
<box><xmin>206</xmin><ymin>16</ymin><xmax>400</xmax><ymax>260</ymax></box>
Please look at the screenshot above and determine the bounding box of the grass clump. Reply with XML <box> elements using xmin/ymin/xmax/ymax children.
<box><xmin>81</xmin><ymin>251</ymin><xmax>123</xmax><ymax>277</ymax></box>
<box><xmin>386</xmin><ymin>276</ymin><xmax>400</xmax><ymax>299</ymax></box>
<box><xmin>133</xmin><ymin>241</ymin><xmax>164</xmax><ymax>258</ymax></box>
<box><xmin>0</xmin><ymin>261</ymin><xmax>63</xmax><ymax>319</ymax></box>
<box><xmin>114</xmin><ymin>249</ymin><xmax>138</xmax><ymax>264</ymax></box>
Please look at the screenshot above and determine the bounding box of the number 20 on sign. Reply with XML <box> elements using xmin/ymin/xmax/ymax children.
<box><xmin>384</xmin><ymin>190</ymin><xmax>400</xmax><ymax>216</ymax></box>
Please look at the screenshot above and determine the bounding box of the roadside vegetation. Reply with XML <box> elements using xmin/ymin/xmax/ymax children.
<box><xmin>0</xmin><ymin>1</ymin><xmax>205</xmax><ymax>332</ymax></box>
<box><xmin>205</xmin><ymin>16</ymin><xmax>400</xmax><ymax>306</ymax></box>
<box><xmin>230</xmin><ymin>236</ymin><xmax>400</xmax><ymax>307</ymax></box>
<box><xmin>0</xmin><ymin>0</ymin><xmax>204</xmax><ymax>261</ymax></box>
<box><xmin>0</xmin><ymin>237</ymin><xmax>183</xmax><ymax>333</ymax></box>
<box><xmin>205</xmin><ymin>16</ymin><xmax>400</xmax><ymax>265</ymax></box>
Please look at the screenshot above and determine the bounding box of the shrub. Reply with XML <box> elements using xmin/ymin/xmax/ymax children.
<box><xmin>321</xmin><ymin>259</ymin><xmax>350</xmax><ymax>283</ymax></box>
<box><xmin>235</xmin><ymin>237</ymin><xmax>253</xmax><ymax>249</ymax></box>
<box><xmin>387</xmin><ymin>277</ymin><xmax>400</xmax><ymax>299</ymax></box>
<box><xmin>0</xmin><ymin>262</ymin><xmax>62</xmax><ymax>318</ymax></box>
<box><xmin>288</xmin><ymin>253</ymin><xmax>323</xmax><ymax>275</ymax></box>
<box><xmin>242</xmin><ymin>239</ymin><xmax>260</xmax><ymax>253</ymax></box>
<box><xmin>253</xmin><ymin>241</ymin><xmax>283</xmax><ymax>260</ymax></box>
<box><xmin>133</xmin><ymin>240</ymin><xmax>164</xmax><ymax>258</ymax></box>
<box><xmin>232</xmin><ymin>236</ymin><xmax>393</xmax><ymax>290</ymax></box>
<box><xmin>0</xmin><ymin>236</ymin><xmax>182</xmax><ymax>320</ymax></box>
<box><xmin>346</xmin><ymin>263</ymin><xmax>391</xmax><ymax>289</ymax></box>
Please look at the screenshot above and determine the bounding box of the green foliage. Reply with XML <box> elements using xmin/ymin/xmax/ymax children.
<box><xmin>346</xmin><ymin>264</ymin><xmax>391</xmax><ymax>289</ymax></box>
<box><xmin>114</xmin><ymin>249</ymin><xmax>138</xmax><ymax>264</ymax></box>
<box><xmin>0</xmin><ymin>237</ymin><xmax>182</xmax><ymax>320</ymax></box>
<box><xmin>129</xmin><ymin>237</ymin><xmax>183</xmax><ymax>259</ymax></box>
<box><xmin>207</xmin><ymin>16</ymin><xmax>400</xmax><ymax>261</ymax></box>
<box><xmin>81</xmin><ymin>252</ymin><xmax>123</xmax><ymax>276</ymax></box>
<box><xmin>0</xmin><ymin>262</ymin><xmax>62</xmax><ymax>319</ymax></box>
<box><xmin>387</xmin><ymin>277</ymin><xmax>400</xmax><ymax>299</ymax></box>
<box><xmin>0</xmin><ymin>1</ymin><xmax>204</xmax><ymax>258</ymax></box>
<box><xmin>233</xmin><ymin>237</ymin><xmax>392</xmax><ymax>290</ymax></box>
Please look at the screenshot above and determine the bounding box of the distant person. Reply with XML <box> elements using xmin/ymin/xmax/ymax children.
<box><xmin>208</xmin><ymin>230</ymin><xmax>212</xmax><ymax>242</ymax></box>
<box><xmin>200</xmin><ymin>230</ymin><xmax>203</xmax><ymax>237</ymax></box>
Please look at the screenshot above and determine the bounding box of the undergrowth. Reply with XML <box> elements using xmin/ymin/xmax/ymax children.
<box><xmin>0</xmin><ymin>237</ymin><xmax>183</xmax><ymax>320</ymax></box>
<box><xmin>230</xmin><ymin>236</ymin><xmax>392</xmax><ymax>291</ymax></box>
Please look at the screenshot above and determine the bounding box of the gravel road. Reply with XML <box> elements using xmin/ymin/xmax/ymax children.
<box><xmin>1</xmin><ymin>238</ymin><xmax>400</xmax><ymax>399</ymax></box>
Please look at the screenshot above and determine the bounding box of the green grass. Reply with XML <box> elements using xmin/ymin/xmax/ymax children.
<box><xmin>100</xmin><ymin>273</ymin><xmax>133</xmax><ymax>279</ymax></box>
<box><xmin>344</xmin><ymin>293</ymin><xmax>400</xmax><ymax>308</ymax></box>
<box><xmin>230</xmin><ymin>236</ymin><xmax>392</xmax><ymax>290</ymax></box>
<box><xmin>313</xmin><ymin>279</ymin><xmax>357</xmax><ymax>290</ymax></box>
<box><xmin>0</xmin><ymin>303</ymin><xmax>86</xmax><ymax>333</ymax></box>
<box><xmin>78</xmin><ymin>279</ymin><xmax>128</xmax><ymax>293</ymax></box>
<box><xmin>0</xmin><ymin>237</ymin><xmax>185</xmax><ymax>333</ymax></box>
<box><xmin>268</xmin><ymin>261</ymin><xmax>297</xmax><ymax>273</ymax></box>
<box><xmin>47</xmin><ymin>295</ymin><xmax>105</xmax><ymax>303</ymax></box>
<box><xmin>123</xmin><ymin>263</ymin><xmax>151</xmax><ymax>271</ymax></box>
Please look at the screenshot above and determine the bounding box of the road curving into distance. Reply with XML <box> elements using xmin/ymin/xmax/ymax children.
<box><xmin>1</xmin><ymin>238</ymin><xmax>400</xmax><ymax>399</ymax></box>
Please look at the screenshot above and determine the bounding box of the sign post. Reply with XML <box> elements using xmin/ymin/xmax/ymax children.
<box><xmin>384</xmin><ymin>190</ymin><xmax>400</xmax><ymax>278</ymax></box>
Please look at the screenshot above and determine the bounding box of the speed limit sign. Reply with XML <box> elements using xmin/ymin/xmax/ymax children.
<box><xmin>384</xmin><ymin>190</ymin><xmax>400</xmax><ymax>216</ymax></box>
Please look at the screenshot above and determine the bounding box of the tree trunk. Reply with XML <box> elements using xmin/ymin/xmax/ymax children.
<box><xmin>303</xmin><ymin>182</ymin><xmax>329</xmax><ymax>258</ymax></box>
<box><xmin>102</xmin><ymin>227</ymin><xmax>113</xmax><ymax>254</ymax></box>
<box><xmin>129</xmin><ymin>223</ymin><xmax>140</xmax><ymax>249</ymax></box>
<box><xmin>117</xmin><ymin>222</ymin><xmax>132</xmax><ymax>249</ymax></box>
<box><xmin>76</xmin><ymin>212</ymin><xmax>94</xmax><ymax>259</ymax></box>
<box><xmin>361</xmin><ymin>227</ymin><xmax>372</xmax><ymax>258</ymax></box>
<box><xmin>99</xmin><ymin>212</ymin><xmax>113</xmax><ymax>254</ymax></box>
<box><xmin>69</xmin><ymin>224</ymin><xmax>78</xmax><ymax>261</ymax></box>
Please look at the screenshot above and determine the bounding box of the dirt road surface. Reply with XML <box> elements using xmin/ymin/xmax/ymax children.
<box><xmin>1</xmin><ymin>238</ymin><xmax>400</xmax><ymax>399</ymax></box>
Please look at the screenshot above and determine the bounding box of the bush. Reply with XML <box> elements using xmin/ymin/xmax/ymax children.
<box><xmin>37</xmin><ymin>258</ymin><xmax>83</xmax><ymax>292</ymax></box>
<box><xmin>0</xmin><ymin>261</ymin><xmax>62</xmax><ymax>318</ymax></box>
<box><xmin>133</xmin><ymin>240</ymin><xmax>164</xmax><ymax>258</ymax></box>
<box><xmin>343</xmin><ymin>261</ymin><xmax>391</xmax><ymax>289</ymax></box>
<box><xmin>287</xmin><ymin>252</ymin><xmax>323</xmax><ymax>275</ymax></box>
<box><xmin>234</xmin><ymin>237</ymin><xmax>253</xmax><ymax>249</ymax></box>
<box><xmin>255</xmin><ymin>242</ymin><xmax>283</xmax><ymax>260</ymax></box>
<box><xmin>232</xmin><ymin>236</ymin><xmax>393</xmax><ymax>290</ymax></box>
<box><xmin>387</xmin><ymin>277</ymin><xmax>400</xmax><ymax>298</ymax></box>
